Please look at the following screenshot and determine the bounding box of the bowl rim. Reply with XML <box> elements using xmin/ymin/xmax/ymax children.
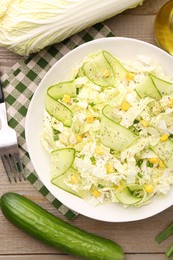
<box><xmin>25</xmin><ymin>37</ymin><xmax>173</xmax><ymax>222</ymax></box>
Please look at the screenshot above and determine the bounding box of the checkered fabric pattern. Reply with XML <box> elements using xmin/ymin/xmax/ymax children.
<box><xmin>1</xmin><ymin>23</ymin><xmax>114</xmax><ymax>220</ymax></box>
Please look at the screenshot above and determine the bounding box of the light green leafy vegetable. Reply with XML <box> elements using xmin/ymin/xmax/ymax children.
<box><xmin>0</xmin><ymin>0</ymin><xmax>144</xmax><ymax>55</ymax></box>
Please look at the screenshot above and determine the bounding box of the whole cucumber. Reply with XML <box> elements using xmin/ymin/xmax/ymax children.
<box><xmin>0</xmin><ymin>192</ymin><xmax>124</xmax><ymax>260</ymax></box>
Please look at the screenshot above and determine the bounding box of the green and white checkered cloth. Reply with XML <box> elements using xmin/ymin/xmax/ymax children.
<box><xmin>1</xmin><ymin>23</ymin><xmax>114</xmax><ymax>220</ymax></box>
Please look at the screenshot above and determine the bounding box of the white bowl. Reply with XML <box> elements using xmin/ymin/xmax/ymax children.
<box><xmin>26</xmin><ymin>37</ymin><xmax>173</xmax><ymax>222</ymax></box>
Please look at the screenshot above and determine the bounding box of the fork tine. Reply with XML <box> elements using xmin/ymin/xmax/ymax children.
<box><xmin>16</xmin><ymin>153</ymin><xmax>26</xmax><ymax>181</ymax></box>
<box><xmin>1</xmin><ymin>155</ymin><xmax>12</xmax><ymax>183</ymax></box>
<box><xmin>1</xmin><ymin>153</ymin><xmax>25</xmax><ymax>183</ymax></box>
<box><xmin>6</xmin><ymin>154</ymin><xmax>18</xmax><ymax>182</ymax></box>
<box><xmin>11</xmin><ymin>153</ymin><xmax>26</xmax><ymax>181</ymax></box>
<box><xmin>10</xmin><ymin>153</ymin><xmax>22</xmax><ymax>182</ymax></box>
<box><xmin>1</xmin><ymin>154</ymin><xmax>16</xmax><ymax>183</ymax></box>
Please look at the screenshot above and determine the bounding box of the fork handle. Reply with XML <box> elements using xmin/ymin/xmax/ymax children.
<box><xmin>0</xmin><ymin>81</ymin><xmax>8</xmax><ymax>126</ymax></box>
<box><xmin>0</xmin><ymin>81</ymin><xmax>4</xmax><ymax>103</ymax></box>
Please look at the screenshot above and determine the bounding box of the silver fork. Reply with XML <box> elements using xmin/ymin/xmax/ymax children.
<box><xmin>0</xmin><ymin>81</ymin><xmax>25</xmax><ymax>182</ymax></box>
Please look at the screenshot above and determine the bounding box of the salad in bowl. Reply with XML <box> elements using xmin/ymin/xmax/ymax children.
<box><xmin>41</xmin><ymin>49</ymin><xmax>173</xmax><ymax>208</ymax></box>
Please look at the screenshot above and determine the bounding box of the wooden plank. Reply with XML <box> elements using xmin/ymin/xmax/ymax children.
<box><xmin>0</xmin><ymin>254</ymin><xmax>168</xmax><ymax>260</ymax></box>
<box><xmin>105</xmin><ymin>15</ymin><xmax>157</xmax><ymax>44</ymax></box>
<box><xmin>0</xmin><ymin>257</ymin><xmax>71</xmax><ymax>260</ymax></box>
<box><xmin>123</xmin><ymin>0</ymin><xmax>168</xmax><ymax>15</ymax></box>
<box><xmin>127</xmin><ymin>255</ymin><xmax>168</xmax><ymax>260</ymax></box>
<box><xmin>0</xmin><ymin>47</ymin><xmax>21</xmax><ymax>75</ymax></box>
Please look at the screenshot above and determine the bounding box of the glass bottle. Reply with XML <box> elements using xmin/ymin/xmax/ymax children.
<box><xmin>154</xmin><ymin>0</ymin><xmax>173</xmax><ymax>55</ymax></box>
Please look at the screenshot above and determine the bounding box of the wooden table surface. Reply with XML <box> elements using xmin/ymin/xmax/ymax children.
<box><xmin>0</xmin><ymin>0</ymin><xmax>172</xmax><ymax>259</ymax></box>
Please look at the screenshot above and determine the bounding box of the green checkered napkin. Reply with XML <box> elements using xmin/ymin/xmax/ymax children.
<box><xmin>1</xmin><ymin>23</ymin><xmax>114</xmax><ymax>220</ymax></box>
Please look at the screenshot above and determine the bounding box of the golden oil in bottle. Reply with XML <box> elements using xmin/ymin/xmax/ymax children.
<box><xmin>154</xmin><ymin>0</ymin><xmax>173</xmax><ymax>55</ymax></box>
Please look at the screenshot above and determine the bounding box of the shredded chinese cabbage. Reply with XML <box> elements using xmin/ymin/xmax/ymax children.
<box><xmin>0</xmin><ymin>0</ymin><xmax>144</xmax><ymax>55</ymax></box>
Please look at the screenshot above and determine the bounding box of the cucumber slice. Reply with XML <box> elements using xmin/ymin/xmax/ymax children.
<box><xmin>102</xmin><ymin>104</ymin><xmax>121</xmax><ymax>123</ymax></box>
<box><xmin>103</xmin><ymin>51</ymin><xmax>127</xmax><ymax>81</ymax></box>
<box><xmin>116</xmin><ymin>184</ymin><xmax>145</xmax><ymax>205</ymax></box>
<box><xmin>52</xmin><ymin>167</ymin><xmax>82</xmax><ymax>197</ymax></box>
<box><xmin>47</xmin><ymin>80</ymin><xmax>77</xmax><ymax>99</ymax></box>
<box><xmin>135</xmin><ymin>75</ymin><xmax>162</xmax><ymax>100</ymax></box>
<box><xmin>100</xmin><ymin>105</ymin><xmax>138</xmax><ymax>152</ymax></box>
<box><xmin>150</xmin><ymin>74</ymin><xmax>173</xmax><ymax>95</ymax></box>
<box><xmin>82</xmin><ymin>51</ymin><xmax>115</xmax><ymax>87</ymax></box>
<box><xmin>151</xmin><ymin>139</ymin><xmax>173</xmax><ymax>168</ymax></box>
<box><xmin>45</xmin><ymin>93</ymin><xmax>72</xmax><ymax>127</ymax></box>
<box><xmin>77</xmin><ymin>66</ymin><xmax>85</xmax><ymax>77</ymax></box>
<box><xmin>51</xmin><ymin>148</ymin><xmax>75</xmax><ymax>179</ymax></box>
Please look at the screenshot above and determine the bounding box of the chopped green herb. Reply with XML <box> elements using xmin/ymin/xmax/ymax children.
<box><xmin>73</xmin><ymin>98</ymin><xmax>79</xmax><ymax>103</ymax></box>
<box><xmin>76</xmin><ymin>88</ymin><xmax>80</xmax><ymax>94</ymax></box>
<box><xmin>53</xmin><ymin>135</ymin><xmax>59</xmax><ymax>141</ymax></box>
<box><xmin>129</xmin><ymin>125</ymin><xmax>140</xmax><ymax>135</ymax></box>
<box><xmin>98</xmin><ymin>184</ymin><xmax>104</xmax><ymax>189</ymax></box>
<box><xmin>53</xmin><ymin>129</ymin><xmax>61</xmax><ymax>141</ymax></box>
<box><xmin>169</xmin><ymin>134</ymin><xmax>173</xmax><ymax>140</ymax></box>
<box><xmin>156</xmin><ymin>223</ymin><xmax>173</xmax><ymax>258</ymax></box>
<box><xmin>134</xmin><ymin>119</ymin><xmax>139</xmax><ymax>124</ymax></box>
<box><xmin>147</xmin><ymin>161</ymin><xmax>153</xmax><ymax>168</ymax></box>
<box><xmin>89</xmin><ymin>102</ymin><xmax>96</xmax><ymax>107</ymax></box>
<box><xmin>156</xmin><ymin>223</ymin><xmax>173</xmax><ymax>243</ymax></box>
<box><xmin>137</xmin><ymin>172</ymin><xmax>143</xmax><ymax>178</ymax></box>
<box><xmin>136</xmin><ymin>159</ymin><xmax>143</xmax><ymax>167</ymax></box>
<box><xmin>79</xmin><ymin>154</ymin><xmax>85</xmax><ymax>159</ymax></box>
<box><xmin>166</xmin><ymin>244</ymin><xmax>173</xmax><ymax>257</ymax></box>
<box><xmin>53</xmin><ymin>129</ymin><xmax>61</xmax><ymax>135</ymax></box>
<box><xmin>90</xmin><ymin>156</ymin><xmax>96</xmax><ymax>165</ymax></box>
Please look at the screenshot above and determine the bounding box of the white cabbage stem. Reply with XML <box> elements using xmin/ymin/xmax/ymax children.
<box><xmin>0</xmin><ymin>0</ymin><xmax>144</xmax><ymax>56</ymax></box>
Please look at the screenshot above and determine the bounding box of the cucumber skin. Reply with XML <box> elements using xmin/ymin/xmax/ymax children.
<box><xmin>0</xmin><ymin>193</ymin><xmax>124</xmax><ymax>260</ymax></box>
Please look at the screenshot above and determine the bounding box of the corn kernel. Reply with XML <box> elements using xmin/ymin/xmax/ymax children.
<box><xmin>116</xmin><ymin>183</ymin><xmax>124</xmax><ymax>192</ymax></box>
<box><xmin>92</xmin><ymin>189</ymin><xmax>101</xmax><ymax>197</ymax></box>
<box><xmin>103</xmin><ymin>69</ymin><xmax>110</xmax><ymax>78</ymax></box>
<box><xmin>95</xmin><ymin>146</ymin><xmax>104</xmax><ymax>155</ymax></box>
<box><xmin>71</xmin><ymin>175</ymin><xmax>79</xmax><ymax>184</ymax></box>
<box><xmin>106</xmin><ymin>163</ymin><xmax>115</xmax><ymax>174</ymax></box>
<box><xmin>168</xmin><ymin>98</ymin><xmax>173</xmax><ymax>108</ymax></box>
<box><xmin>159</xmin><ymin>160</ymin><xmax>165</xmax><ymax>168</ymax></box>
<box><xmin>126</xmin><ymin>72</ymin><xmax>134</xmax><ymax>80</ymax></box>
<box><xmin>87</xmin><ymin>115</ymin><xmax>94</xmax><ymax>123</ymax></box>
<box><xmin>144</xmin><ymin>184</ymin><xmax>154</xmax><ymax>193</ymax></box>
<box><xmin>121</xmin><ymin>101</ymin><xmax>130</xmax><ymax>111</ymax></box>
<box><xmin>62</xmin><ymin>94</ymin><xmax>71</xmax><ymax>103</ymax></box>
<box><xmin>149</xmin><ymin>158</ymin><xmax>159</xmax><ymax>164</ymax></box>
<box><xmin>140</xmin><ymin>119</ymin><xmax>149</xmax><ymax>127</ymax></box>
<box><xmin>76</xmin><ymin>135</ymin><xmax>83</xmax><ymax>143</ymax></box>
<box><xmin>160</xmin><ymin>134</ymin><xmax>169</xmax><ymax>142</ymax></box>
